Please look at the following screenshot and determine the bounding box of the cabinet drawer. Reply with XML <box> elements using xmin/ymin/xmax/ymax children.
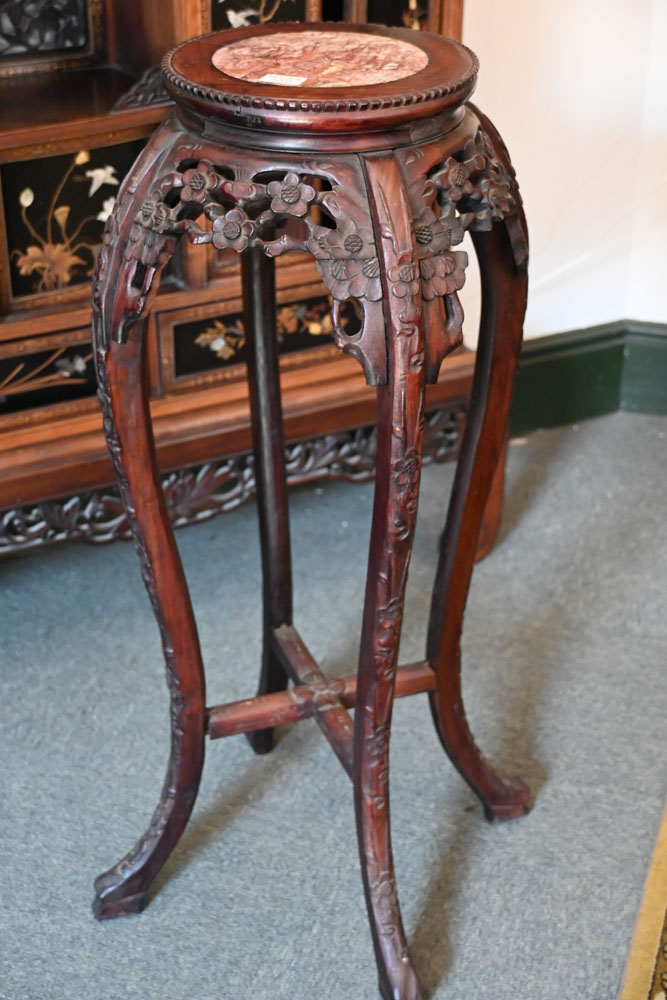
<box><xmin>156</xmin><ymin>286</ymin><xmax>364</xmax><ymax>393</ymax></box>
<box><xmin>0</xmin><ymin>327</ymin><xmax>96</xmax><ymax>416</ymax></box>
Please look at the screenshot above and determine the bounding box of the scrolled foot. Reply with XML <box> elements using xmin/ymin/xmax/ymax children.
<box><xmin>481</xmin><ymin>773</ymin><xmax>532</xmax><ymax>824</ymax></box>
<box><xmin>92</xmin><ymin>871</ymin><xmax>147</xmax><ymax>920</ymax></box>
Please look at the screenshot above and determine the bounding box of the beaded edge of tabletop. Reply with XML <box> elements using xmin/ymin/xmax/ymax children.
<box><xmin>161</xmin><ymin>24</ymin><xmax>479</xmax><ymax>122</ymax></box>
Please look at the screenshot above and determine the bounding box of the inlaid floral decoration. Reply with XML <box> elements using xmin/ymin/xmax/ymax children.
<box><xmin>3</xmin><ymin>140</ymin><xmax>144</xmax><ymax>299</ymax></box>
<box><xmin>171</xmin><ymin>295</ymin><xmax>355</xmax><ymax>381</ymax></box>
<box><xmin>193</xmin><ymin>297</ymin><xmax>344</xmax><ymax>365</ymax></box>
<box><xmin>0</xmin><ymin>342</ymin><xmax>95</xmax><ymax>414</ymax></box>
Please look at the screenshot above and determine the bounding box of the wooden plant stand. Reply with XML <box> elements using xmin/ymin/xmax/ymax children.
<box><xmin>91</xmin><ymin>22</ymin><xmax>531</xmax><ymax>1000</ymax></box>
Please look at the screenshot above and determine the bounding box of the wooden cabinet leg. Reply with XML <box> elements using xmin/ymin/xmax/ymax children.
<box><xmin>427</xmin><ymin>122</ymin><xmax>531</xmax><ymax>823</ymax></box>
<box><xmin>242</xmin><ymin>247</ymin><xmax>292</xmax><ymax>754</ymax></box>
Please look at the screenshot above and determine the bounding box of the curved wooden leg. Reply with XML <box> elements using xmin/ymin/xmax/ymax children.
<box><xmin>427</xmin><ymin>170</ymin><xmax>531</xmax><ymax>823</ymax></box>
<box><xmin>475</xmin><ymin>434</ymin><xmax>508</xmax><ymax>562</ymax></box>
<box><xmin>242</xmin><ymin>247</ymin><xmax>291</xmax><ymax>754</ymax></box>
<box><xmin>356</xmin><ymin>155</ymin><xmax>426</xmax><ymax>1000</ymax></box>
<box><xmin>91</xmin><ymin>122</ymin><xmax>206</xmax><ymax>918</ymax></box>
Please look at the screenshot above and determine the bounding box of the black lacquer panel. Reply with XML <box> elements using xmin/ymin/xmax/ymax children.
<box><xmin>0</xmin><ymin>338</ymin><xmax>96</xmax><ymax>414</ymax></box>
<box><xmin>171</xmin><ymin>293</ymin><xmax>362</xmax><ymax>380</ymax></box>
<box><xmin>2</xmin><ymin>139</ymin><xmax>145</xmax><ymax>302</ymax></box>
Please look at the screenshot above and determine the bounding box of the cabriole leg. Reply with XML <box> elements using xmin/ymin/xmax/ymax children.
<box><xmin>92</xmin><ymin>122</ymin><xmax>206</xmax><ymax>918</ymax></box>
<box><xmin>427</xmin><ymin>126</ymin><xmax>531</xmax><ymax>822</ymax></box>
<box><xmin>242</xmin><ymin>247</ymin><xmax>292</xmax><ymax>754</ymax></box>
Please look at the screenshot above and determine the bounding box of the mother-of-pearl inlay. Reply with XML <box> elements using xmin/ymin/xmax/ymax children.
<box><xmin>212</xmin><ymin>31</ymin><xmax>429</xmax><ymax>89</ymax></box>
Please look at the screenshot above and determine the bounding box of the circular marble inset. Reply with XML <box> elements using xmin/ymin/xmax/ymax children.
<box><xmin>211</xmin><ymin>30</ymin><xmax>429</xmax><ymax>89</ymax></box>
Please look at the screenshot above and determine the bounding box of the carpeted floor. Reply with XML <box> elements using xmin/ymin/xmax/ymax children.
<box><xmin>1</xmin><ymin>411</ymin><xmax>666</xmax><ymax>1000</ymax></box>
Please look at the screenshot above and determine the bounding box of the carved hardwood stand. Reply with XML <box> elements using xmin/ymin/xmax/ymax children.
<box><xmin>91</xmin><ymin>22</ymin><xmax>530</xmax><ymax>1000</ymax></box>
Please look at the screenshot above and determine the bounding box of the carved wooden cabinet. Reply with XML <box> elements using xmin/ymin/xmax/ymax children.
<box><xmin>0</xmin><ymin>0</ymin><xmax>469</xmax><ymax>553</ymax></box>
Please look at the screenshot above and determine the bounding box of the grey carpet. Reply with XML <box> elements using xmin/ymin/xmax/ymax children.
<box><xmin>1</xmin><ymin>410</ymin><xmax>666</xmax><ymax>1000</ymax></box>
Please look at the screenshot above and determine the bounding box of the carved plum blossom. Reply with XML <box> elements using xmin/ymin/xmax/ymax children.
<box><xmin>432</xmin><ymin>157</ymin><xmax>474</xmax><ymax>203</ymax></box>
<box><xmin>420</xmin><ymin>250</ymin><xmax>468</xmax><ymax>300</ymax></box>
<box><xmin>317</xmin><ymin>256</ymin><xmax>383</xmax><ymax>303</ymax></box>
<box><xmin>370</xmin><ymin>872</ymin><xmax>404</xmax><ymax>942</ymax></box>
<box><xmin>432</xmin><ymin>129</ymin><xmax>517</xmax><ymax>234</ymax></box>
<box><xmin>178</xmin><ymin>161</ymin><xmax>220</xmax><ymax>204</ymax></box>
<box><xmin>310</xmin><ymin>222</ymin><xmax>376</xmax><ymax>261</ymax></box>
<box><xmin>267</xmin><ymin>172</ymin><xmax>316</xmax><ymax>217</ymax></box>
<box><xmin>208</xmin><ymin>206</ymin><xmax>254</xmax><ymax>252</ymax></box>
<box><xmin>467</xmin><ymin>174</ymin><xmax>513</xmax><ymax>230</ymax></box>
<box><xmin>137</xmin><ymin>191</ymin><xmax>174</xmax><ymax>232</ymax></box>
<box><xmin>387</xmin><ymin>253</ymin><xmax>420</xmax><ymax>299</ymax></box>
<box><xmin>393</xmin><ymin>448</ymin><xmax>421</xmax><ymax>488</ymax></box>
<box><xmin>416</xmin><ymin>208</ymin><xmax>465</xmax><ymax>251</ymax></box>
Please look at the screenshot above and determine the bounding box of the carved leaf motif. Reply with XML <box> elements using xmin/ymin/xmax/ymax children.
<box><xmin>0</xmin><ymin>406</ymin><xmax>465</xmax><ymax>556</ymax></box>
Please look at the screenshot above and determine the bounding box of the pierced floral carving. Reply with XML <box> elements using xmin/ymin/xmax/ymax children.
<box><xmin>266</xmin><ymin>171</ymin><xmax>316</xmax><ymax>217</ymax></box>
<box><xmin>432</xmin><ymin>127</ymin><xmax>519</xmax><ymax>237</ymax></box>
<box><xmin>0</xmin><ymin>405</ymin><xmax>465</xmax><ymax>555</ymax></box>
<box><xmin>208</xmin><ymin>206</ymin><xmax>255</xmax><ymax>252</ymax></box>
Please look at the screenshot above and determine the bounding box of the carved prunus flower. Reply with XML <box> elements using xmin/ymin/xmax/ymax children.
<box><xmin>267</xmin><ymin>172</ymin><xmax>316</xmax><ymax>217</ymax></box>
<box><xmin>392</xmin><ymin>448</ymin><xmax>421</xmax><ymax>488</ymax></box>
<box><xmin>432</xmin><ymin>156</ymin><xmax>473</xmax><ymax>203</ymax></box>
<box><xmin>310</xmin><ymin>222</ymin><xmax>376</xmax><ymax>260</ymax></box>
<box><xmin>370</xmin><ymin>873</ymin><xmax>400</xmax><ymax>933</ymax></box>
<box><xmin>477</xmin><ymin>174</ymin><xmax>514</xmax><ymax>221</ymax></box>
<box><xmin>419</xmin><ymin>250</ymin><xmax>468</xmax><ymax>300</ymax></box>
<box><xmin>318</xmin><ymin>256</ymin><xmax>382</xmax><ymax>303</ymax></box>
<box><xmin>137</xmin><ymin>192</ymin><xmax>173</xmax><ymax>232</ymax></box>
<box><xmin>387</xmin><ymin>253</ymin><xmax>420</xmax><ymax>299</ymax></box>
<box><xmin>414</xmin><ymin>211</ymin><xmax>464</xmax><ymax>253</ymax></box>
<box><xmin>209</xmin><ymin>207</ymin><xmax>254</xmax><ymax>252</ymax></box>
<box><xmin>179</xmin><ymin>161</ymin><xmax>219</xmax><ymax>204</ymax></box>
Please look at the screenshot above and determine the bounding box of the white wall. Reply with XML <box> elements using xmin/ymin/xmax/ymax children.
<box><xmin>459</xmin><ymin>0</ymin><xmax>667</xmax><ymax>341</ymax></box>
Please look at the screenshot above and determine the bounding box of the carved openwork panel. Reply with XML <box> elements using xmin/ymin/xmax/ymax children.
<box><xmin>398</xmin><ymin>114</ymin><xmax>527</xmax><ymax>377</ymax></box>
<box><xmin>94</xmin><ymin>106</ymin><xmax>525</xmax><ymax>392</ymax></box>
<box><xmin>0</xmin><ymin>0</ymin><xmax>102</xmax><ymax>74</ymax></box>
<box><xmin>107</xmin><ymin>134</ymin><xmax>388</xmax><ymax>381</ymax></box>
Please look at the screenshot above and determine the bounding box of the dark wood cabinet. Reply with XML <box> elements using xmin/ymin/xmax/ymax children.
<box><xmin>0</xmin><ymin>0</ymin><xmax>470</xmax><ymax>554</ymax></box>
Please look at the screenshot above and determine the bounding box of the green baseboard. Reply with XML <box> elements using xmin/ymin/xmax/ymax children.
<box><xmin>510</xmin><ymin>320</ymin><xmax>667</xmax><ymax>435</ymax></box>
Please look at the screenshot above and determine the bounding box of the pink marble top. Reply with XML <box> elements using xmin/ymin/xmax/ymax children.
<box><xmin>211</xmin><ymin>31</ymin><xmax>429</xmax><ymax>88</ymax></box>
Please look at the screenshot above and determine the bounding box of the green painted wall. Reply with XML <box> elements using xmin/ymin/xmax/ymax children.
<box><xmin>510</xmin><ymin>322</ymin><xmax>667</xmax><ymax>434</ymax></box>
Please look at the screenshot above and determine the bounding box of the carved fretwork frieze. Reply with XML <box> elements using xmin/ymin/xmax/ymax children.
<box><xmin>96</xmin><ymin>112</ymin><xmax>525</xmax><ymax>388</ymax></box>
<box><xmin>0</xmin><ymin>405</ymin><xmax>465</xmax><ymax>556</ymax></box>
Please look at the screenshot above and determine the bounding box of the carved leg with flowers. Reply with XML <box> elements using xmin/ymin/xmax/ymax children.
<box><xmin>427</xmin><ymin>114</ymin><xmax>531</xmax><ymax>823</ymax></box>
<box><xmin>91</xmin><ymin>121</ymin><xmax>207</xmax><ymax>918</ymax></box>
<box><xmin>354</xmin><ymin>155</ymin><xmax>426</xmax><ymax>1000</ymax></box>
